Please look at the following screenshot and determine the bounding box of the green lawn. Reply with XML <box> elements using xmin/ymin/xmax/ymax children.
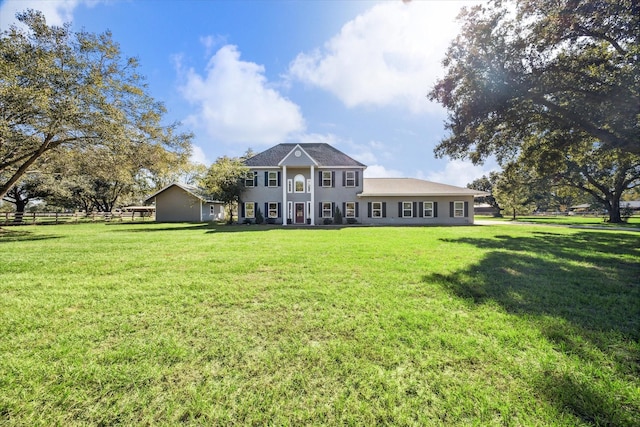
<box><xmin>478</xmin><ymin>214</ymin><xmax>640</xmax><ymax>229</ymax></box>
<box><xmin>1</xmin><ymin>223</ymin><xmax>638</xmax><ymax>425</ymax></box>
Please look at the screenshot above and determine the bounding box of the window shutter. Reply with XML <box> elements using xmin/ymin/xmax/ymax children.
<box><xmin>265</xmin><ymin>203</ymin><xmax>268</xmax><ymax>216</ymax></box>
<box><xmin>342</xmin><ymin>171</ymin><xmax>346</xmax><ymax>186</ymax></box>
<box><xmin>413</xmin><ymin>202</ymin><xmax>418</xmax><ymax>217</ymax></box>
<box><xmin>277</xmin><ymin>172</ymin><xmax>281</xmax><ymax>187</ymax></box>
<box><xmin>278</xmin><ymin>203</ymin><xmax>281</xmax><ymax>218</ymax></box>
<box><xmin>419</xmin><ymin>202</ymin><xmax>424</xmax><ymax>218</ymax></box>
<box><xmin>331</xmin><ymin>171</ymin><xmax>335</xmax><ymax>188</ymax></box>
<box><xmin>331</xmin><ymin>202</ymin><xmax>335</xmax><ymax>216</ymax></box>
<box><xmin>382</xmin><ymin>202</ymin><xmax>387</xmax><ymax>217</ymax></box>
<box><xmin>264</xmin><ymin>171</ymin><xmax>268</xmax><ymax>186</ymax></box>
<box><xmin>434</xmin><ymin>202</ymin><xmax>438</xmax><ymax>217</ymax></box>
<box><xmin>450</xmin><ymin>201</ymin><xmax>454</xmax><ymax>217</ymax></box>
<box><xmin>253</xmin><ymin>172</ymin><xmax>258</xmax><ymax>187</ymax></box>
<box><xmin>355</xmin><ymin>202</ymin><xmax>359</xmax><ymax>217</ymax></box>
<box><xmin>464</xmin><ymin>201</ymin><xmax>469</xmax><ymax>217</ymax></box>
<box><xmin>319</xmin><ymin>171</ymin><xmax>323</xmax><ymax>183</ymax></box>
<box><xmin>398</xmin><ymin>202</ymin><xmax>403</xmax><ymax>217</ymax></box>
<box><xmin>368</xmin><ymin>202</ymin><xmax>372</xmax><ymax>218</ymax></box>
<box><xmin>355</xmin><ymin>171</ymin><xmax>360</xmax><ymax>187</ymax></box>
<box><xmin>241</xmin><ymin>203</ymin><xmax>245</xmax><ymax>217</ymax></box>
<box><xmin>342</xmin><ymin>202</ymin><xmax>346</xmax><ymax>216</ymax></box>
<box><xmin>319</xmin><ymin>202</ymin><xmax>322</xmax><ymax>217</ymax></box>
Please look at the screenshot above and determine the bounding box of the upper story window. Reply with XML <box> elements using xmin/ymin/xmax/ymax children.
<box><xmin>322</xmin><ymin>171</ymin><xmax>333</xmax><ymax>187</ymax></box>
<box><xmin>294</xmin><ymin>174</ymin><xmax>305</xmax><ymax>192</ymax></box>
<box><xmin>244</xmin><ymin>171</ymin><xmax>255</xmax><ymax>187</ymax></box>
<box><xmin>268</xmin><ymin>171</ymin><xmax>278</xmax><ymax>187</ymax></box>
<box><xmin>345</xmin><ymin>171</ymin><xmax>356</xmax><ymax>187</ymax></box>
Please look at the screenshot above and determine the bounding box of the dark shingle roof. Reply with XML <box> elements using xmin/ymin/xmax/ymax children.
<box><xmin>244</xmin><ymin>143</ymin><xmax>366</xmax><ymax>167</ymax></box>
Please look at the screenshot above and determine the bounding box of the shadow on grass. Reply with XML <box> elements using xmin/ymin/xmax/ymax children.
<box><xmin>0</xmin><ymin>229</ymin><xmax>62</xmax><ymax>243</ymax></box>
<box><xmin>424</xmin><ymin>230</ymin><xmax>640</xmax><ymax>425</ymax></box>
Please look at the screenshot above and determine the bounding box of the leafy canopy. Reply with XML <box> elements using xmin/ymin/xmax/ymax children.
<box><xmin>0</xmin><ymin>10</ymin><xmax>192</xmax><ymax>199</ymax></box>
<box><xmin>429</xmin><ymin>0</ymin><xmax>639</xmax><ymax>163</ymax></box>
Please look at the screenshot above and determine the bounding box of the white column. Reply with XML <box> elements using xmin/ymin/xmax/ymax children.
<box><xmin>310</xmin><ymin>165</ymin><xmax>315</xmax><ymax>225</ymax></box>
<box><xmin>282</xmin><ymin>165</ymin><xmax>287</xmax><ymax>226</ymax></box>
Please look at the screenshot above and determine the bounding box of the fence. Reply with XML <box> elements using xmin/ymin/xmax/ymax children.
<box><xmin>0</xmin><ymin>211</ymin><xmax>154</xmax><ymax>226</ymax></box>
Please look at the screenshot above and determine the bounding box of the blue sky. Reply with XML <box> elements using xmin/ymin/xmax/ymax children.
<box><xmin>0</xmin><ymin>0</ymin><xmax>497</xmax><ymax>186</ymax></box>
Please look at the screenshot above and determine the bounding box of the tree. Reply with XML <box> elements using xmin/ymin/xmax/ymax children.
<box><xmin>467</xmin><ymin>173</ymin><xmax>502</xmax><ymax>215</ymax></box>
<box><xmin>523</xmin><ymin>138</ymin><xmax>640</xmax><ymax>222</ymax></box>
<box><xmin>0</xmin><ymin>10</ymin><xmax>192</xmax><ymax>200</ymax></box>
<box><xmin>492</xmin><ymin>164</ymin><xmax>537</xmax><ymax>219</ymax></box>
<box><xmin>202</xmin><ymin>156</ymin><xmax>248</xmax><ymax>224</ymax></box>
<box><xmin>429</xmin><ymin>0</ymin><xmax>639</xmax><ymax>163</ymax></box>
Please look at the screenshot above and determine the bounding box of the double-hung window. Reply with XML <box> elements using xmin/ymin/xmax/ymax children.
<box><xmin>267</xmin><ymin>202</ymin><xmax>278</xmax><ymax>219</ymax></box>
<box><xmin>245</xmin><ymin>171</ymin><xmax>255</xmax><ymax>187</ymax></box>
<box><xmin>423</xmin><ymin>201</ymin><xmax>434</xmax><ymax>218</ymax></box>
<box><xmin>322</xmin><ymin>171</ymin><xmax>332</xmax><ymax>187</ymax></box>
<box><xmin>268</xmin><ymin>171</ymin><xmax>278</xmax><ymax>187</ymax></box>
<box><xmin>402</xmin><ymin>202</ymin><xmax>413</xmax><ymax>218</ymax></box>
<box><xmin>345</xmin><ymin>202</ymin><xmax>356</xmax><ymax>218</ymax></box>
<box><xmin>345</xmin><ymin>171</ymin><xmax>356</xmax><ymax>187</ymax></box>
<box><xmin>454</xmin><ymin>201</ymin><xmax>464</xmax><ymax>217</ymax></box>
<box><xmin>322</xmin><ymin>202</ymin><xmax>333</xmax><ymax>218</ymax></box>
<box><xmin>372</xmin><ymin>202</ymin><xmax>383</xmax><ymax>218</ymax></box>
<box><xmin>245</xmin><ymin>202</ymin><xmax>255</xmax><ymax>219</ymax></box>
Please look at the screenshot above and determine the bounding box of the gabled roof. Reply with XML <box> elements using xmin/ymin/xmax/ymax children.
<box><xmin>359</xmin><ymin>178</ymin><xmax>488</xmax><ymax>197</ymax></box>
<box><xmin>144</xmin><ymin>183</ymin><xmax>222</xmax><ymax>204</ymax></box>
<box><xmin>244</xmin><ymin>143</ymin><xmax>366</xmax><ymax>168</ymax></box>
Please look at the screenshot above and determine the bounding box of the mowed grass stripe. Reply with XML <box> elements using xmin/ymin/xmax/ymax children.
<box><xmin>0</xmin><ymin>223</ymin><xmax>638</xmax><ymax>425</ymax></box>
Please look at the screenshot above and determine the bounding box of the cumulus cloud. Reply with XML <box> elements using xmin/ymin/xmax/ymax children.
<box><xmin>364</xmin><ymin>165</ymin><xmax>404</xmax><ymax>178</ymax></box>
<box><xmin>420</xmin><ymin>159</ymin><xmax>498</xmax><ymax>187</ymax></box>
<box><xmin>189</xmin><ymin>145</ymin><xmax>210</xmax><ymax>166</ymax></box>
<box><xmin>178</xmin><ymin>45</ymin><xmax>305</xmax><ymax>146</ymax></box>
<box><xmin>0</xmin><ymin>0</ymin><xmax>100</xmax><ymax>29</ymax></box>
<box><xmin>288</xmin><ymin>1</ymin><xmax>478</xmax><ymax>114</ymax></box>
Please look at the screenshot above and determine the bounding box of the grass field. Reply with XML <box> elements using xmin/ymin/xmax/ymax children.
<box><xmin>478</xmin><ymin>214</ymin><xmax>640</xmax><ymax>229</ymax></box>
<box><xmin>1</xmin><ymin>222</ymin><xmax>638</xmax><ymax>425</ymax></box>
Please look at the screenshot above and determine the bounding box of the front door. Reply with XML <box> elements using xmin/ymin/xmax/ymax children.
<box><xmin>295</xmin><ymin>203</ymin><xmax>305</xmax><ymax>224</ymax></box>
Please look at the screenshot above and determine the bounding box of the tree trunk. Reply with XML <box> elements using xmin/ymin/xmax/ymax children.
<box><xmin>608</xmin><ymin>199</ymin><xmax>623</xmax><ymax>223</ymax></box>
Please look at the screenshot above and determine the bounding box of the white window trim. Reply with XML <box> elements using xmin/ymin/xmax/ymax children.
<box><xmin>454</xmin><ymin>201</ymin><xmax>464</xmax><ymax>217</ymax></box>
<box><xmin>402</xmin><ymin>201</ymin><xmax>413</xmax><ymax>218</ymax></box>
<box><xmin>322</xmin><ymin>202</ymin><xmax>332</xmax><ymax>218</ymax></box>
<box><xmin>345</xmin><ymin>171</ymin><xmax>356</xmax><ymax>187</ymax></box>
<box><xmin>306</xmin><ymin>179</ymin><xmax>312</xmax><ymax>193</ymax></box>
<box><xmin>345</xmin><ymin>202</ymin><xmax>356</xmax><ymax>218</ymax></box>
<box><xmin>287</xmin><ymin>201</ymin><xmax>293</xmax><ymax>221</ymax></box>
<box><xmin>268</xmin><ymin>202</ymin><xmax>278</xmax><ymax>218</ymax></box>
<box><xmin>372</xmin><ymin>202</ymin><xmax>382</xmax><ymax>218</ymax></box>
<box><xmin>423</xmin><ymin>201</ymin><xmax>434</xmax><ymax>218</ymax></box>
<box><xmin>294</xmin><ymin>174</ymin><xmax>305</xmax><ymax>193</ymax></box>
<box><xmin>245</xmin><ymin>172</ymin><xmax>254</xmax><ymax>187</ymax></box>
<box><xmin>245</xmin><ymin>202</ymin><xmax>255</xmax><ymax>219</ymax></box>
<box><xmin>322</xmin><ymin>171</ymin><xmax>332</xmax><ymax>188</ymax></box>
<box><xmin>268</xmin><ymin>171</ymin><xmax>278</xmax><ymax>187</ymax></box>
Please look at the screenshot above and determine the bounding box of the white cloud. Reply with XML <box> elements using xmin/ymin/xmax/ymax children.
<box><xmin>189</xmin><ymin>145</ymin><xmax>210</xmax><ymax>166</ymax></box>
<box><xmin>179</xmin><ymin>45</ymin><xmax>305</xmax><ymax>146</ymax></box>
<box><xmin>364</xmin><ymin>165</ymin><xmax>404</xmax><ymax>178</ymax></box>
<box><xmin>420</xmin><ymin>159</ymin><xmax>498</xmax><ymax>187</ymax></box>
<box><xmin>288</xmin><ymin>1</ymin><xmax>480</xmax><ymax>114</ymax></box>
<box><xmin>0</xmin><ymin>0</ymin><xmax>100</xmax><ymax>29</ymax></box>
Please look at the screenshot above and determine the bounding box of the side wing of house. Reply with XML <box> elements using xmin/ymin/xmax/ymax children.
<box><xmin>154</xmin><ymin>185</ymin><xmax>203</xmax><ymax>222</ymax></box>
<box><xmin>358</xmin><ymin>195</ymin><xmax>475</xmax><ymax>225</ymax></box>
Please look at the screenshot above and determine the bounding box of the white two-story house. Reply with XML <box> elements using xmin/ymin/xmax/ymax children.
<box><xmin>241</xmin><ymin>143</ymin><xmax>484</xmax><ymax>225</ymax></box>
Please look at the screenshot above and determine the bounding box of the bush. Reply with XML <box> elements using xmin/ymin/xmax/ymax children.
<box><xmin>346</xmin><ymin>218</ymin><xmax>358</xmax><ymax>224</ymax></box>
<box><xmin>255</xmin><ymin>207</ymin><xmax>264</xmax><ymax>224</ymax></box>
<box><xmin>333</xmin><ymin>206</ymin><xmax>343</xmax><ymax>225</ymax></box>
<box><xmin>323</xmin><ymin>218</ymin><xmax>333</xmax><ymax>225</ymax></box>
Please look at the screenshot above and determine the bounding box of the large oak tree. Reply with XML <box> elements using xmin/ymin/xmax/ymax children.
<box><xmin>0</xmin><ymin>10</ymin><xmax>192</xmax><ymax>200</ymax></box>
<box><xmin>429</xmin><ymin>0</ymin><xmax>639</xmax><ymax>163</ymax></box>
